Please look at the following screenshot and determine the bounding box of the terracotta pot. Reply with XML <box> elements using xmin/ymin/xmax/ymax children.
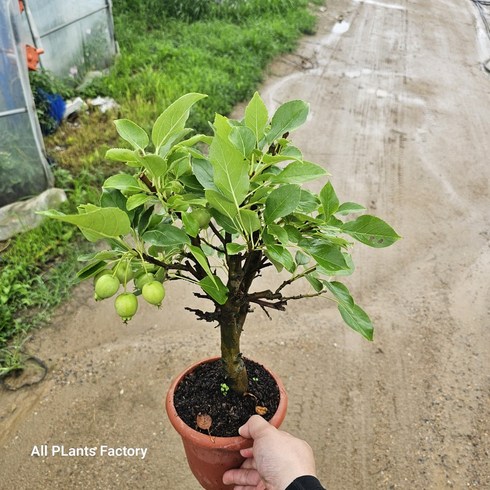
<box><xmin>165</xmin><ymin>357</ymin><xmax>288</xmax><ymax>490</ymax></box>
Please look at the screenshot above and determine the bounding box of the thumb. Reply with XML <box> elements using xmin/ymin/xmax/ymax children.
<box><xmin>239</xmin><ymin>415</ymin><xmax>275</xmax><ymax>440</ymax></box>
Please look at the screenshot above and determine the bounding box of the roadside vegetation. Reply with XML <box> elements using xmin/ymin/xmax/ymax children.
<box><xmin>0</xmin><ymin>0</ymin><xmax>323</xmax><ymax>374</ymax></box>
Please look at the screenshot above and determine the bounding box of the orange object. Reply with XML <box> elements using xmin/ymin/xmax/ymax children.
<box><xmin>166</xmin><ymin>357</ymin><xmax>288</xmax><ymax>490</ymax></box>
<box><xmin>18</xmin><ymin>0</ymin><xmax>24</xmax><ymax>12</ymax></box>
<box><xmin>26</xmin><ymin>45</ymin><xmax>44</xmax><ymax>70</ymax></box>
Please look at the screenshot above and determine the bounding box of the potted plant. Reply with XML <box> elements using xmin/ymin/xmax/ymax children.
<box><xmin>41</xmin><ymin>92</ymin><xmax>399</xmax><ymax>489</ymax></box>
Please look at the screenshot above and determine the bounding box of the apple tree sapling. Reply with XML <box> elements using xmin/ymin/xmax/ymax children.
<box><xmin>41</xmin><ymin>92</ymin><xmax>400</xmax><ymax>395</ymax></box>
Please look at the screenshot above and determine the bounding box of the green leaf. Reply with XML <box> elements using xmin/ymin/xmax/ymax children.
<box><xmin>298</xmin><ymin>189</ymin><xmax>320</xmax><ymax>213</ymax></box>
<box><xmin>39</xmin><ymin>208</ymin><xmax>131</xmax><ymax>242</ymax></box>
<box><xmin>154</xmin><ymin>267</ymin><xmax>167</xmax><ymax>283</ymax></box>
<box><xmin>338</xmin><ymin>303</ymin><xmax>373</xmax><ymax>341</ymax></box>
<box><xmin>205</xmin><ymin>190</ymin><xmax>238</xmax><ymax>219</ymax></box>
<box><xmin>342</xmin><ymin>215</ymin><xmax>401</xmax><ymax>248</ymax></box>
<box><xmin>324</xmin><ymin>281</ymin><xmax>354</xmax><ymax>306</ymax></box>
<box><xmin>103</xmin><ymin>174</ymin><xmax>141</xmax><ymax>194</ymax></box>
<box><xmin>327</xmin><ymin>215</ymin><xmax>343</xmax><ymax>227</ymax></box>
<box><xmin>262</xmin><ymin>230</ymin><xmax>275</xmax><ymax>246</ymax></box>
<box><xmin>177</xmin><ymin>134</ymin><xmax>212</xmax><ymax>147</ymax></box>
<box><xmin>261</xmin><ymin>153</ymin><xmax>300</xmax><ymax>166</ymax></box>
<box><xmin>209</xmin><ymin>134</ymin><xmax>249</xmax><ymax>206</ymax></box>
<box><xmin>145</xmin><ymin>212</ymin><xmax>164</xmax><ymax>231</ymax></box>
<box><xmin>244</xmin><ymin>92</ymin><xmax>269</xmax><ymax>142</ymax></box>
<box><xmin>76</xmin><ymin>260</ymin><xmax>108</xmax><ymax>280</ymax></box>
<box><xmin>324</xmin><ymin>281</ymin><xmax>373</xmax><ymax>340</ymax></box>
<box><xmin>267</xmin><ymin>224</ymin><xmax>289</xmax><ymax>244</ymax></box>
<box><xmin>192</xmin><ymin>159</ymin><xmax>216</xmax><ymax>190</ymax></box>
<box><xmin>318</xmin><ymin>252</ymin><xmax>354</xmax><ymax>277</ymax></box>
<box><xmin>136</xmin><ymin>205</ymin><xmax>154</xmax><ymax>235</ymax></box>
<box><xmin>152</xmin><ymin>93</ymin><xmax>207</xmax><ymax>150</ymax></box>
<box><xmin>295</xmin><ymin>250</ymin><xmax>310</xmax><ymax>266</ymax></box>
<box><xmin>320</xmin><ymin>181</ymin><xmax>339</xmax><ymax>221</ymax></box>
<box><xmin>267</xmin><ymin>100</ymin><xmax>309</xmax><ymax>143</ymax></box>
<box><xmin>167</xmin><ymin>194</ymin><xmax>206</xmax><ymax>211</ymax></box>
<box><xmin>213</xmin><ymin>113</ymin><xmax>233</xmax><ymax>138</ymax></box>
<box><xmin>139</xmin><ymin>154</ymin><xmax>168</xmax><ymax>179</ymax></box>
<box><xmin>264</xmin><ymin>244</ymin><xmax>295</xmax><ymax>272</ymax></box>
<box><xmin>182</xmin><ymin>212</ymin><xmax>199</xmax><ymax>238</ymax></box>
<box><xmin>264</xmin><ymin>184</ymin><xmax>301</xmax><ymax>224</ymax></box>
<box><xmin>300</xmin><ymin>240</ymin><xmax>348</xmax><ymax>273</ymax></box>
<box><xmin>188</xmin><ymin>245</ymin><xmax>215</xmax><ymax>283</ymax></box>
<box><xmin>105</xmin><ymin>238</ymin><xmax>132</xmax><ymax>252</ymax></box>
<box><xmin>199</xmin><ymin>275</ymin><xmax>228</xmax><ymax>305</ymax></box>
<box><xmin>280</xmin><ymin>145</ymin><xmax>302</xmax><ymax>159</ymax></box>
<box><xmin>105</xmin><ymin>148</ymin><xmax>140</xmax><ymax>166</ymax></box>
<box><xmin>77</xmin><ymin>204</ymin><xmax>101</xmax><ymax>216</ymax></box>
<box><xmin>169</xmin><ymin>154</ymin><xmax>191</xmax><ymax>179</ymax></box>
<box><xmin>238</xmin><ymin>209</ymin><xmax>261</xmax><ymax>236</ymax></box>
<box><xmin>114</xmin><ymin>119</ymin><xmax>149</xmax><ymax>151</ymax></box>
<box><xmin>100</xmin><ymin>189</ymin><xmax>127</xmax><ymax>211</ymax></box>
<box><xmin>126</xmin><ymin>193</ymin><xmax>153</xmax><ymax>211</ymax></box>
<box><xmin>284</xmin><ymin>224</ymin><xmax>302</xmax><ymax>243</ymax></box>
<box><xmin>158</xmin><ymin>129</ymin><xmax>192</xmax><ymax>158</ymax></box>
<box><xmin>209</xmin><ymin>208</ymin><xmax>239</xmax><ymax>234</ymax></box>
<box><xmin>336</xmin><ymin>202</ymin><xmax>366</xmax><ymax>215</ymax></box>
<box><xmin>249</xmin><ymin>184</ymin><xmax>272</xmax><ymax>204</ymax></box>
<box><xmin>180</xmin><ymin>175</ymin><xmax>205</xmax><ymax>194</ymax></box>
<box><xmin>305</xmin><ymin>273</ymin><xmax>323</xmax><ymax>292</ymax></box>
<box><xmin>142</xmin><ymin>225</ymin><xmax>190</xmax><ymax>248</ymax></box>
<box><xmin>78</xmin><ymin>250</ymin><xmax>119</xmax><ymax>262</ymax></box>
<box><xmin>166</xmin><ymin>194</ymin><xmax>185</xmax><ymax>212</ymax></box>
<box><xmin>226</xmin><ymin>243</ymin><xmax>246</xmax><ymax>255</ymax></box>
<box><xmin>272</xmin><ymin>161</ymin><xmax>327</xmax><ymax>184</ymax></box>
<box><xmin>252</xmin><ymin>169</ymin><xmax>282</xmax><ymax>183</ymax></box>
<box><xmin>229</xmin><ymin>126</ymin><xmax>256</xmax><ymax>157</ymax></box>
<box><xmin>290</xmin><ymin>212</ymin><xmax>323</xmax><ymax>227</ymax></box>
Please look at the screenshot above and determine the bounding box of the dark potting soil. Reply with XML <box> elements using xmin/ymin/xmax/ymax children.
<box><xmin>173</xmin><ymin>358</ymin><xmax>280</xmax><ymax>437</ymax></box>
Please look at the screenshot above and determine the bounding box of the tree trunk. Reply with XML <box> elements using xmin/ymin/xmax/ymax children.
<box><xmin>219</xmin><ymin>303</ymin><xmax>249</xmax><ymax>395</ymax></box>
<box><xmin>219</xmin><ymin>249</ymin><xmax>263</xmax><ymax>395</ymax></box>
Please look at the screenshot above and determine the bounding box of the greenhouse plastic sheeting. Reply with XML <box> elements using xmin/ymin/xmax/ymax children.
<box><xmin>0</xmin><ymin>0</ymin><xmax>52</xmax><ymax>208</ymax></box>
<box><xmin>0</xmin><ymin>0</ymin><xmax>116</xmax><ymax>213</ymax></box>
<box><xmin>24</xmin><ymin>0</ymin><xmax>117</xmax><ymax>80</ymax></box>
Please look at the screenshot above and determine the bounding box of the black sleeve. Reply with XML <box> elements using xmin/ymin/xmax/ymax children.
<box><xmin>285</xmin><ymin>475</ymin><xmax>326</xmax><ymax>490</ymax></box>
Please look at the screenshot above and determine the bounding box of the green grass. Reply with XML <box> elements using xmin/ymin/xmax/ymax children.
<box><xmin>0</xmin><ymin>0</ymin><xmax>323</xmax><ymax>374</ymax></box>
<box><xmin>0</xmin><ymin>168</ymin><xmax>99</xmax><ymax>342</ymax></box>
<box><xmin>84</xmin><ymin>2</ymin><xmax>319</xmax><ymax>131</ymax></box>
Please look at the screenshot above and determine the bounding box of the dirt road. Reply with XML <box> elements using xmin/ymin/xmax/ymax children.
<box><xmin>1</xmin><ymin>0</ymin><xmax>489</xmax><ymax>488</ymax></box>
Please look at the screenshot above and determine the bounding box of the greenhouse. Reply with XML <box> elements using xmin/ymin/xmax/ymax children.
<box><xmin>0</xmin><ymin>0</ymin><xmax>116</xmax><ymax>236</ymax></box>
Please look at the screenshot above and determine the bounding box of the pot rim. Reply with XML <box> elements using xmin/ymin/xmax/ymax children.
<box><xmin>165</xmin><ymin>356</ymin><xmax>288</xmax><ymax>450</ymax></box>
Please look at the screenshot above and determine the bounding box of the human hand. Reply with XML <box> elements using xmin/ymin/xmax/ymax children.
<box><xmin>222</xmin><ymin>415</ymin><xmax>317</xmax><ymax>490</ymax></box>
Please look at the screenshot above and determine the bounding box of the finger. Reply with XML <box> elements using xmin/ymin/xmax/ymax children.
<box><xmin>239</xmin><ymin>457</ymin><xmax>255</xmax><ymax>469</ymax></box>
<box><xmin>239</xmin><ymin>414</ymin><xmax>275</xmax><ymax>440</ymax></box>
<box><xmin>233</xmin><ymin>485</ymin><xmax>264</xmax><ymax>490</ymax></box>
<box><xmin>240</xmin><ymin>447</ymin><xmax>254</xmax><ymax>459</ymax></box>
<box><xmin>222</xmin><ymin>468</ymin><xmax>262</xmax><ymax>486</ymax></box>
